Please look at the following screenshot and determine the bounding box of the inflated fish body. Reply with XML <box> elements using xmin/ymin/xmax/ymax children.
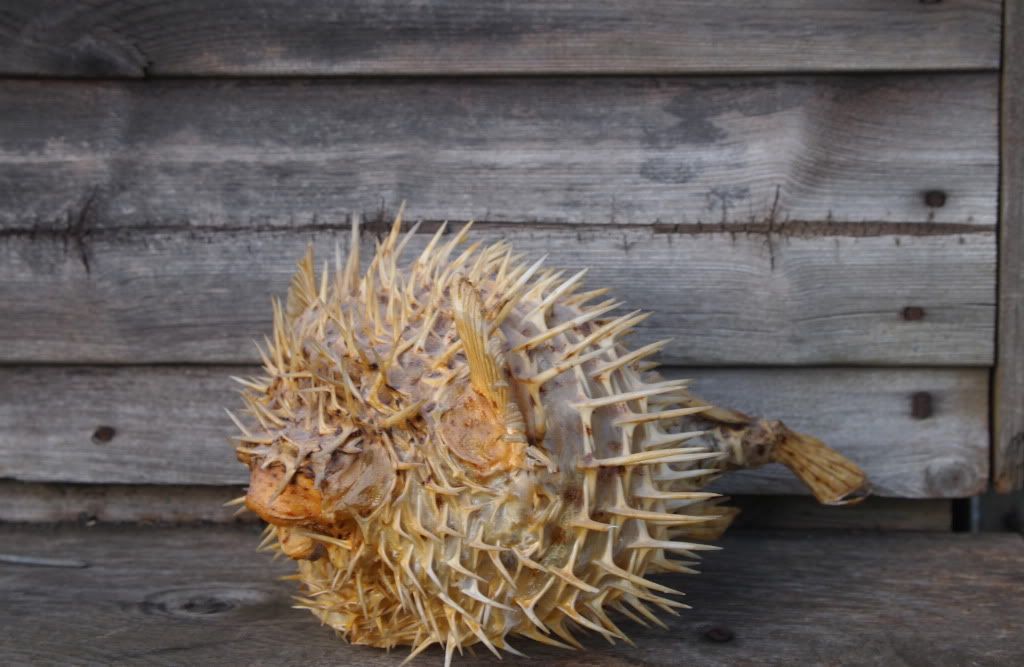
<box><xmin>231</xmin><ymin>212</ymin><xmax>867</xmax><ymax>663</ymax></box>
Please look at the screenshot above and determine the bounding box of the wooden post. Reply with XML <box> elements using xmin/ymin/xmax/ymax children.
<box><xmin>995</xmin><ymin>0</ymin><xmax>1024</xmax><ymax>492</ymax></box>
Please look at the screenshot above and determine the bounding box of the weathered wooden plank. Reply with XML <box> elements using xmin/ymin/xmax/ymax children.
<box><xmin>0</xmin><ymin>1</ymin><xmax>1000</xmax><ymax>77</ymax></box>
<box><xmin>0</xmin><ymin>75</ymin><xmax>997</xmax><ymax>230</ymax></box>
<box><xmin>0</xmin><ymin>481</ymin><xmax>249</xmax><ymax>524</ymax></box>
<box><xmin>727</xmin><ymin>496</ymin><xmax>951</xmax><ymax>532</ymax></box>
<box><xmin>663</xmin><ymin>368</ymin><xmax>989</xmax><ymax>498</ymax></box>
<box><xmin>1</xmin><ymin>525</ymin><xmax>1020</xmax><ymax>665</ymax></box>
<box><xmin>0</xmin><ymin>480</ymin><xmax>950</xmax><ymax>530</ymax></box>
<box><xmin>995</xmin><ymin>0</ymin><xmax>1024</xmax><ymax>492</ymax></box>
<box><xmin>0</xmin><ymin>226</ymin><xmax>996</xmax><ymax>365</ymax></box>
<box><xmin>0</xmin><ymin>366</ymin><xmax>988</xmax><ymax>497</ymax></box>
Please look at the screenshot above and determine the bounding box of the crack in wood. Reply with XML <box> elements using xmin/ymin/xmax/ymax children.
<box><xmin>0</xmin><ymin>218</ymin><xmax>994</xmax><ymax>241</ymax></box>
<box><xmin>62</xmin><ymin>189</ymin><xmax>98</xmax><ymax>273</ymax></box>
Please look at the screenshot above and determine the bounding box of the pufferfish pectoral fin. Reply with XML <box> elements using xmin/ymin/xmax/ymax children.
<box><xmin>453</xmin><ymin>278</ymin><xmax>511</xmax><ymax>411</ymax></box>
<box><xmin>442</xmin><ymin>279</ymin><xmax>528</xmax><ymax>476</ymax></box>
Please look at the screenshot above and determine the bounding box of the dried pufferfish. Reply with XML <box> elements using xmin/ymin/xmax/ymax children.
<box><xmin>230</xmin><ymin>211</ymin><xmax>868</xmax><ymax>663</ymax></box>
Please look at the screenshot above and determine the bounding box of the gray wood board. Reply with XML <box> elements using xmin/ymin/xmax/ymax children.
<box><xmin>0</xmin><ymin>480</ymin><xmax>952</xmax><ymax>531</ymax></box>
<box><xmin>0</xmin><ymin>1</ymin><xmax>1000</xmax><ymax>77</ymax></box>
<box><xmin>995</xmin><ymin>0</ymin><xmax>1024</xmax><ymax>492</ymax></box>
<box><xmin>0</xmin><ymin>365</ymin><xmax>989</xmax><ymax>498</ymax></box>
<box><xmin>0</xmin><ymin>480</ymin><xmax>249</xmax><ymax>524</ymax></box>
<box><xmin>727</xmin><ymin>496</ymin><xmax>951</xmax><ymax>532</ymax></box>
<box><xmin>0</xmin><ymin>525</ymin><xmax>1019</xmax><ymax>665</ymax></box>
<box><xmin>0</xmin><ymin>74</ymin><xmax>997</xmax><ymax>230</ymax></box>
<box><xmin>0</xmin><ymin>226</ymin><xmax>996</xmax><ymax>365</ymax></box>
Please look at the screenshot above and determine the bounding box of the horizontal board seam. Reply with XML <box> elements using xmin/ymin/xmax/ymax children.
<box><xmin>0</xmin><ymin>220</ymin><xmax>997</xmax><ymax>239</ymax></box>
<box><xmin>0</xmin><ymin>65</ymin><xmax>1004</xmax><ymax>82</ymax></box>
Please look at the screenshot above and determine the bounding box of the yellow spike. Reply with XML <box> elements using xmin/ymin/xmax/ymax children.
<box><xmin>587</xmin><ymin>447</ymin><xmax>717</xmax><ymax>467</ymax></box>
<box><xmin>614</xmin><ymin>404</ymin><xmax>712</xmax><ymax>425</ymax></box>
<box><xmin>564</xmin><ymin>286</ymin><xmax>612</xmax><ymax>307</ymax></box>
<box><xmin>343</xmin><ymin>211</ymin><xmax>362</xmax><ymax>294</ymax></box>
<box><xmin>605</xmin><ymin>506</ymin><xmax>714</xmax><ymax>525</ymax></box>
<box><xmin>416</xmin><ymin>221</ymin><xmax>448</xmax><ymax>271</ymax></box>
<box><xmin>230</xmin><ymin>375</ymin><xmax>268</xmax><ymax>392</ymax></box>
<box><xmin>516</xmin><ymin>627</ymin><xmax>574</xmax><ymax>650</ymax></box>
<box><xmin>224</xmin><ymin>408</ymin><xmax>253</xmax><ymax>438</ymax></box>
<box><xmin>512</xmin><ymin>299</ymin><xmax>619</xmax><ymax>352</ymax></box>
<box><xmin>571</xmin><ymin>381</ymin><xmax>690</xmax><ymax>410</ymax></box>
<box><xmin>627</xmin><ymin>537</ymin><xmax>722</xmax><ymax>553</ymax></box>
<box><xmin>521</xmin><ymin>268</ymin><xmax>588</xmax><ymax>321</ymax></box>
<box><xmin>635</xmin><ymin>489</ymin><xmax>720</xmax><ymax>501</ymax></box>
<box><xmin>639</xmin><ymin>429</ymin><xmax>706</xmax><ymax>450</ymax></box>
<box><xmin>395</xmin><ymin>220</ymin><xmax>422</xmax><ymax>260</ymax></box>
<box><xmin>526</xmin><ymin>345</ymin><xmax>609</xmax><ymax>386</ymax></box>
<box><xmin>549</xmin><ymin>541</ymin><xmax>599</xmax><ymax>594</ymax></box>
<box><xmin>563</xmin><ymin>310</ymin><xmax>650</xmax><ymax>358</ymax></box>
<box><xmin>591</xmin><ymin>339</ymin><xmax>671</xmax><ymax>379</ymax></box>
<box><xmin>492</xmin><ymin>255</ymin><xmax>547</xmax><ymax>325</ymax></box>
<box><xmin>384</xmin><ymin>201</ymin><xmax>407</xmax><ymax>253</ymax></box>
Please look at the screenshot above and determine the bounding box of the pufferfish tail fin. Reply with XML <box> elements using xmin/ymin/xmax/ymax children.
<box><xmin>674</xmin><ymin>389</ymin><xmax>869</xmax><ymax>506</ymax></box>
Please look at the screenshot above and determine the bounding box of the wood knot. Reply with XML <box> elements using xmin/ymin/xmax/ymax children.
<box><xmin>139</xmin><ymin>586</ymin><xmax>276</xmax><ymax>619</ymax></box>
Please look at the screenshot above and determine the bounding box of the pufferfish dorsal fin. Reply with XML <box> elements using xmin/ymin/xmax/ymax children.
<box><xmin>453</xmin><ymin>278</ymin><xmax>510</xmax><ymax>411</ymax></box>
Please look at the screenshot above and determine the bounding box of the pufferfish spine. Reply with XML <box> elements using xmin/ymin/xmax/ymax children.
<box><xmin>231</xmin><ymin>209</ymin><xmax>868</xmax><ymax>665</ymax></box>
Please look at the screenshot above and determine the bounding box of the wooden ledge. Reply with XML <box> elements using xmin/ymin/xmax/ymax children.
<box><xmin>0</xmin><ymin>525</ymin><xmax>1020</xmax><ymax>665</ymax></box>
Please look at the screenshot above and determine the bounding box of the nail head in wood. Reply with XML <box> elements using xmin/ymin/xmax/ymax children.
<box><xmin>902</xmin><ymin>306</ymin><xmax>926</xmax><ymax>321</ymax></box>
<box><xmin>911</xmin><ymin>392</ymin><xmax>934</xmax><ymax>420</ymax></box>
<box><xmin>924</xmin><ymin>190</ymin><xmax>947</xmax><ymax>207</ymax></box>
<box><xmin>91</xmin><ymin>426</ymin><xmax>116</xmax><ymax>444</ymax></box>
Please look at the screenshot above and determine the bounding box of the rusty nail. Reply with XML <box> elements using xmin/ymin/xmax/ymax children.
<box><xmin>911</xmin><ymin>392</ymin><xmax>933</xmax><ymax>420</ymax></box>
<box><xmin>924</xmin><ymin>190</ymin><xmax>947</xmax><ymax>207</ymax></box>
<box><xmin>91</xmin><ymin>425</ymin><xmax>116</xmax><ymax>444</ymax></box>
<box><xmin>902</xmin><ymin>306</ymin><xmax>926</xmax><ymax>321</ymax></box>
<box><xmin>702</xmin><ymin>625</ymin><xmax>735</xmax><ymax>643</ymax></box>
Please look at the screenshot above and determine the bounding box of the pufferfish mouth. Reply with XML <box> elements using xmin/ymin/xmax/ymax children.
<box><xmin>241</xmin><ymin>431</ymin><xmax>398</xmax><ymax>539</ymax></box>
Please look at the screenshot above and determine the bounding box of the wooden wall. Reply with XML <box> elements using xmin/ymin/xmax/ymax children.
<box><xmin>0</xmin><ymin>1</ymin><xmax>1011</xmax><ymax>525</ymax></box>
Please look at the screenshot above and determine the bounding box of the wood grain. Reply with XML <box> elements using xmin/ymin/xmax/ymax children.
<box><xmin>0</xmin><ymin>365</ymin><xmax>988</xmax><ymax>497</ymax></box>
<box><xmin>0</xmin><ymin>480</ymin><xmax>950</xmax><ymax>530</ymax></box>
<box><xmin>0</xmin><ymin>481</ymin><xmax>249</xmax><ymax>524</ymax></box>
<box><xmin>0</xmin><ymin>525</ymin><xmax>1020</xmax><ymax>665</ymax></box>
<box><xmin>0</xmin><ymin>75</ymin><xmax>997</xmax><ymax>230</ymax></box>
<box><xmin>995</xmin><ymin>0</ymin><xmax>1024</xmax><ymax>492</ymax></box>
<box><xmin>727</xmin><ymin>496</ymin><xmax>951</xmax><ymax>532</ymax></box>
<box><xmin>0</xmin><ymin>226</ymin><xmax>996</xmax><ymax>365</ymax></box>
<box><xmin>662</xmin><ymin>368</ymin><xmax>989</xmax><ymax>498</ymax></box>
<box><xmin>0</xmin><ymin>1</ymin><xmax>1000</xmax><ymax>77</ymax></box>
